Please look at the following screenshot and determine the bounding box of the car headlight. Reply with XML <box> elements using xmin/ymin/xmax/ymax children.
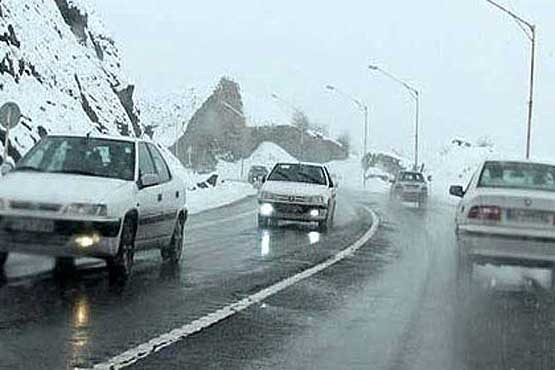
<box><xmin>63</xmin><ymin>203</ymin><xmax>108</xmax><ymax>217</ymax></box>
<box><xmin>309</xmin><ymin>195</ymin><xmax>325</xmax><ymax>204</ymax></box>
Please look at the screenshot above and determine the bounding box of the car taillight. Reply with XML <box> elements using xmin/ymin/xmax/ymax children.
<box><xmin>468</xmin><ymin>205</ymin><xmax>502</xmax><ymax>221</ymax></box>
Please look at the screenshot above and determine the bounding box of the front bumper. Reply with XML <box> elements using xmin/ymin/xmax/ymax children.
<box><xmin>393</xmin><ymin>189</ymin><xmax>427</xmax><ymax>202</ymax></box>
<box><xmin>258</xmin><ymin>201</ymin><xmax>328</xmax><ymax>222</ymax></box>
<box><xmin>457</xmin><ymin>226</ymin><xmax>555</xmax><ymax>266</ymax></box>
<box><xmin>0</xmin><ymin>215</ymin><xmax>122</xmax><ymax>258</ymax></box>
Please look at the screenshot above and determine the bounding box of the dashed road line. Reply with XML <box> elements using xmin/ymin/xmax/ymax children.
<box><xmin>87</xmin><ymin>207</ymin><xmax>380</xmax><ymax>370</ymax></box>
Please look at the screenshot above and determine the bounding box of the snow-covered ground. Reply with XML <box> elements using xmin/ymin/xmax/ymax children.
<box><xmin>0</xmin><ymin>0</ymin><xmax>141</xmax><ymax>156</ymax></box>
<box><xmin>428</xmin><ymin>140</ymin><xmax>496</xmax><ymax>203</ymax></box>
<box><xmin>158</xmin><ymin>145</ymin><xmax>256</xmax><ymax>215</ymax></box>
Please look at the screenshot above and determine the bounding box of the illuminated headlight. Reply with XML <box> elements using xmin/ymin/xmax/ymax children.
<box><xmin>260</xmin><ymin>203</ymin><xmax>274</xmax><ymax>216</ymax></box>
<box><xmin>310</xmin><ymin>209</ymin><xmax>320</xmax><ymax>217</ymax></box>
<box><xmin>75</xmin><ymin>233</ymin><xmax>101</xmax><ymax>248</ymax></box>
<box><xmin>259</xmin><ymin>192</ymin><xmax>277</xmax><ymax>201</ymax></box>
<box><xmin>309</xmin><ymin>195</ymin><xmax>325</xmax><ymax>205</ymax></box>
<box><xmin>63</xmin><ymin>203</ymin><xmax>108</xmax><ymax>217</ymax></box>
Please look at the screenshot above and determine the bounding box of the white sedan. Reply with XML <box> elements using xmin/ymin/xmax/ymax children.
<box><xmin>258</xmin><ymin>162</ymin><xmax>337</xmax><ymax>230</ymax></box>
<box><xmin>450</xmin><ymin>159</ymin><xmax>555</xmax><ymax>287</ymax></box>
<box><xmin>0</xmin><ymin>134</ymin><xmax>188</xmax><ymax>283</ymax></box>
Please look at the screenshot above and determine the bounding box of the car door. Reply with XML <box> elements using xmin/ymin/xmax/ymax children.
<box><xmin>135</xmin><ymin>142</ymin><xmax>165</xmax><ymax>246</ymax></box>
<box><xmin>146</xmin><ymin>143</ymin><xmax>179</xmax><ymax>237</ymax></box>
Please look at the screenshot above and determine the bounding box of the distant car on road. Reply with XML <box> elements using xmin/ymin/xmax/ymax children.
<box><xmin>390</xmin><ymin>170</ymin><xmax>429</xmax><ymax>207</ymax></box>
<box><xmin>450</xmin><ymin>160</ymin><xmax>555</xmax><ymax>288</ymax></box>
<box><xmin>247</xmin><ymin>165</ymin><xmax>269</xmax><ymax>186</ymax></box>
<box><xmin>0</xmin><ymin>134</ymin><xmax>188</xmax><ymax>283</ymax></box>
<box><xmin>257</xmin><ymin>162</ymin><xmax>337</xmax><ymax>230</ymax></box>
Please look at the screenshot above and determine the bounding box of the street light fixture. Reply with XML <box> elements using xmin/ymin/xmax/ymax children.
<box><xmin>485</xmin><ymin>0</ymin><xmax>536</xmax><ymax>159</ymax></box>
<box><xmin>325</xmin><ymin>84</ymin><xmax>369</xmax><ymax>187</ymax></box>
<box><xmin>368</xmin><ymin>65</ymin><xmax>420</xmax><ymax>170</ymax></box>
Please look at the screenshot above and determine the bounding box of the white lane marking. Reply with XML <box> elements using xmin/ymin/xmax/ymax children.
<box><xmin>88</xmin><ymin>208</ymin><xmax>379</xmax><ymax>370</ymax></box>
<box><xmin>188</xmin><ymin>210</ymin><xmax>256</xmax><ymax>231</ymax></box>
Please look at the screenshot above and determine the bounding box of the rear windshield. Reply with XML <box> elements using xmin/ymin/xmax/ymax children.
<box><xmin>399</xmin><ymin>172</ymin><xmax>425</xmax><ymax>182</ymax></box>
<box><xmin>478</xmin><ymin>161</ymin><xmax>555</xmax><ymax>192</ymax></box>
<box><xmin>267</xmin><ymin>164</ymin><xmax>327</xmax><ymax>185</ymax></box>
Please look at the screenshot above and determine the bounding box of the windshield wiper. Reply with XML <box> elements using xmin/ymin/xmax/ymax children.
<box><xmin>14</xmin><ymin>166</ymin><xmax>43</xmax><ymax>172</ymax></box>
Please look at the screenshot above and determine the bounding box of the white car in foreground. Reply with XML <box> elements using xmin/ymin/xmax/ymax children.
<box><xmin>450</xmin><ymin>160</ymin><xmax>555</xmax><ymax>287</ymax></box>
<box><xmin>258</xmin><ymin>162</ymin><xmax>337</xmax><ymax>230</ymax></box>
<box><xmin>0</xmin><ymin>134</ymin><xmax>187</xmax><ymax>283</ymax></box>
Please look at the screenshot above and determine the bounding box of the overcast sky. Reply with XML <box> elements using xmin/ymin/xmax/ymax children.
<box><xmin>96</xmin><ymin>0</ymin><xmax>555</xmax><ymax>162</ymax></box>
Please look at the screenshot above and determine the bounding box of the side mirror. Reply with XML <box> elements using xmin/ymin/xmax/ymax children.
<box><xmin>427</xmin><ymin>175</ymin><xmax>432</xmax><ymax>182</ymax></box>
<box><xmin>140</xmin><ymin>173</ymin><xmax>160</xmax><ymax>188</ymax></box>
<box><xmin>261</xmin><ymin>176</ymin><xmax>267</xmax><ymax>183</ymax></box>
<box><xmin>0</xmin><ymin>163</ymin><xmax>14</xmax><ymax>176</ymax></box>
<box><xmin>449</xmin><ymin>185</ymin><xmax>465</xmax><ymax>198</ymax></box>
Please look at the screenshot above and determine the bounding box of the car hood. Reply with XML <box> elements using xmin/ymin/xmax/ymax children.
<box><xmin>262</xmin><ymin>181</ymin><xmax>329</xmax><ymax>197</ymax></box>
<box><xmin>0</xmin><ymin>172</ymin><xmax>130</xmax><ymax>204</ymax></box>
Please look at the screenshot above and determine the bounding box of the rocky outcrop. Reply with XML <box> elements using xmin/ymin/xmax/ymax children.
<box><xmin>171</xmin><ymin>77</ymin><xmax>348</xmax><ymax>173</ymax></box>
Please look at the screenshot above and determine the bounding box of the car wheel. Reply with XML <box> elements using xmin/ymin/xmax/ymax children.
<box><xmin>54</xmin><ymin>257</ymin><xmax>76</xmax><ymax>277</ymax></box>
<box><xmin>108</xmin><ymin>217</ymin><xmax>136</xmax><ymax>284</ymax></box>
<box><xmin>0</xmin><ymin>252</ymin><xmax>8</xmax><ymax>270</ymax></box>
<box><xmin>161</xmin><ymin>216</ymin><xmax>185</xmax><ymax>265</ymax></box>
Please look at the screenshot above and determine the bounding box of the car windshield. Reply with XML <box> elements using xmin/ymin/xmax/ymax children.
<box><xmin>267</xmin><ymin>164</ymin><xmax>327</xmax><ymax>185</ymax></box>
<box><xmin>399</xmin><ymin>172</ymin><xmax>425</xmax><ymax>182</ymax></box>
<box><xmin>16</xmin><ymin>136</ymin><xmax>135</xmax><ymax>181</ymax></box>
<box><xmin>478</xmin><ymin>161</ymin><xmax>555</xmax><ymax>192</ymax></box>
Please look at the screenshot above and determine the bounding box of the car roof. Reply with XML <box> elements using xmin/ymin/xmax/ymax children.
<box><xmin>47</xmin><ymin>133</ymin><xmax>150</xmax><ymax>144</ymax></box>
<box><xmin>480</xmin><ymin>158</ymin><xmax>555</xmax><ymax>168</ymax></box>
<box><xmin>275</xmin><ymin>162</ymin><xmax>326</xmax><ymax>168</ymax></box>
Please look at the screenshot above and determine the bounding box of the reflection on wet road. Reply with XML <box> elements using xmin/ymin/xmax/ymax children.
<box><xmin>3</xmin><ymin>191</ymin><xmax>555</xmax><ymax>370</ymax></box>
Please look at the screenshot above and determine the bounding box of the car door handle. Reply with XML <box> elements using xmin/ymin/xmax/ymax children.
<box><xmin>158</xmin><ymin>194</ymin><xmax>163</xmax><ymax>202</ymax></box>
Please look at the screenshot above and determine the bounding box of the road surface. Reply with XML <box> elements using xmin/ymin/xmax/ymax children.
<box><xmin>1</xmin><ymin>190</ymin><xmax>555</xmax><ymax>370</ymax></box>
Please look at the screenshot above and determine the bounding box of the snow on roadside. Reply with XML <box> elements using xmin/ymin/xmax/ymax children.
<box><xmin>428</xmin><ymin>140</ymin><xmax>496</xmax><ymax>204</ymax></box>
<box><xmin>157</xmin><ymin>145</ymin><xmax>256</xmax><ymax>215</ymax></box>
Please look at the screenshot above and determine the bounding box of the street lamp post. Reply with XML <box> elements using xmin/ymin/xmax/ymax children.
<box><xmin>325</xmin><ymin>85</ymin><xmax>369</xmax><ymax>187</ymax></box>
<box><xmin>271</xmin><ymin>93</ymin><xmax>305</xmax><ymax>159</ymax></box>
<box><xmin>368</xmin><ymin>65</ymin><xmax>420</xmax><ymax>170</ymax></box>
<box><xmin>486</xmin><ymin>0</ymin><xmax>536</xmax><ymax>159</ymax></box>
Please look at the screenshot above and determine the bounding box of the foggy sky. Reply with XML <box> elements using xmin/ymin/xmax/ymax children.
<box><xmin>96</xmin><ymin>0</ymin><xmax>555</xmax><ymax>162</ymax></box>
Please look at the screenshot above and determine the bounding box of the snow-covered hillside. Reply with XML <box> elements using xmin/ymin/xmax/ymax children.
<box><xmin>139</xmin><ymin>84</ymin><xmax>214</xmax><ymax>147</ymax></box>
<box><xmin>0</xmin><ymin>0</ymin><xmax>142</xmax><ymax>157</ymax></box>
<box><xmin>429</xmin><ymin>139</ymin><xmax>496</xmax><ymax>202</ymax></box>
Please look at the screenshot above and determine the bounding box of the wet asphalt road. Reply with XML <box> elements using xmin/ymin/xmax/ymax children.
<box><xmin>2</xmin><ymin>190</ymin><xmax>555</xmax><ymax>370</ymax></box>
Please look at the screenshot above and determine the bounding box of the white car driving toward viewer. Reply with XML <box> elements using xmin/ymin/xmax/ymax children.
<box><xmin>450</xmin><ymin>160</ymin><xmax>555</xmax><ymax>287</ymax></box>
<box><xmin>0</xmin><ymin>134</ymin><xmax>188</xmax><ymax>283</ymax></box>
<box><xmin>258</xmin><ymin>162</ymin><xmax>337</xmax><ymax>230</ymax></box>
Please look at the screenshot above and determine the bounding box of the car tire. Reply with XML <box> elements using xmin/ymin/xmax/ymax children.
<box><xmin>54</xmin><ymin>257</ymin><xmax>76</xmax><ymax>277</ymax></box>
<box><xmin>0</xmin><ymin>252</ymin><xmax>8</xmax><ymax>270</ymax></box>
<box><xmin>161</xmin><ymin>215</ymin><xmax>185</xmax><ymax>265</ymax></box>
<box><xmin>107</xmin><ymin>217</ymin><xmax>136</xmax><ymax>284</ymax></box>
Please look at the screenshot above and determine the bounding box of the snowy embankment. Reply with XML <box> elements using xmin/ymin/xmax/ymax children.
<box><xmin>428</xmin><ymin>140</ymin><xmax>496</xmax><ymax>204</ymax></box>
<box><xmin>158</xmin><ymin>145</ymin><xmax>256</xmax><ymax>215</ymax></box>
